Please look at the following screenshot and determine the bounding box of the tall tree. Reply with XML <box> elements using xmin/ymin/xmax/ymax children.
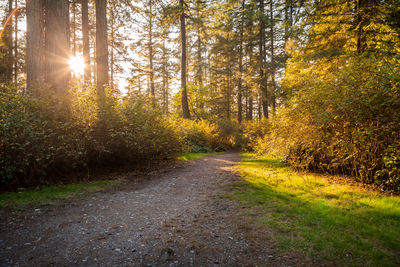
<box><xmin>246</xmin><ymin>42</ymin><xmax>256</xmax><ymax>121</ymax></box>
<box><xmin>71</xmin><ymin>0</ymin><xmax>77</xmax><ymax>56</ymax></box>
<box><xmin>283</xmin><ymin>0</ymin><xmax>292</xmax><ymax>60</ymax></box>
<box><xmin>148</xmin><ymin>0</ymin><xmax>155</xmax><ymax>106</ymax></box>
<box><xmin>192</xmin><ymin>0</ymin><xmax>206</xmax><ymax>89</ymax></box>
<box><xmin>258</xmin><ymin>0</ymin><xmax>268</xmax><ymax>118</ymax></box>
<box><xmin>2</xmin><ymin>0</ymin><xmax>13</xmax><ymax>83</ymax></box>
<box><xmin>95</xmin><ymin>0</ymin><xmax>109</xmax><ymax>95</ymax></box>
<box><xmin>13</xmin><ymin>0</ymin><xmax>17</xmax><ymax>85</ymax></box>
<box><xmin>237</xmin><ymin>0</ymin><xmax>245</xmax><ymax>123</ymax></box>
<box><xmin>180</xmin><ymin>0</ymin><xmax>191</xmax><ymax>119</ymax></box>
<box><xmin>82</xmin><ymin>0</ymin><xmax>90</xmax><ymax>82</ymax></box>
<box><xmin>109</xmin><ymin>0</ymin><xmax>115</xmax><ymax>87</ymax></box>
<box><xmin>161</xmin><ymin>35</ymin><xmax>170</xmax><ymax>115</ymax></box>
<box><xmin>26</xmin><ymin>0</ymin><xmax>44</xmax><ymax>91</ymax></box>
<box><xmin>269</xmin><ymin>0</ymin><xmax>276</xmax><ymax>113</ymax></box>
<box><xmin>44</xmin><ymin>0</ymin><xmax>70</xmax><ymax>98</ymax></box>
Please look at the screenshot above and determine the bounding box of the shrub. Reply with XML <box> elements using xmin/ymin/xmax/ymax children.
<box><xmin>241</xmin><ymin>119</ymin><xmax>270</xmax><ymax>152</ymax></box>
<box><xmin>267</xmin><ymin>55</ymin><xmax>400</xmax><ymax>192</ymax></box>
<box><xmin>0</xmin><ymin>89</ymin><xmax>89</xmax><ymax>188</ymax></box>
<box><xmin>0</xmin><ymin>86</ymin><xmax>183</xmax><ymax>189</ymax></box>
<box><xmin>174</xmin><ymin>119</ymin><xmax>219</xmax><ymax>152</ymax></box>
<box><xmin>174</xmin><ymin>118</ymin><xmax>239</xmax><ymax>153</ymax></box>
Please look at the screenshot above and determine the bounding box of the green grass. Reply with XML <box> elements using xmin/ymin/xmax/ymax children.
<box><xmin>178</xmin><ymin>152</ymin><xmax>221</xmax><ymax>161</ymax></box>
<box><xmin>225</xmin><ymin>153</ymin><xmax>400</xmax><ymax>266</ymax></box>
<box><xmin>0</xmin><ymin>180</ymin><xmax>120</xmax><ymax>209</ymax></box>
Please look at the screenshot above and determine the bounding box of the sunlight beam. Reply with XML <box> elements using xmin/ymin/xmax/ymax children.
<box><xmin>68</xmin><ymin>56</ymin><xmax>85</xmax><ymax>76</ymax></box>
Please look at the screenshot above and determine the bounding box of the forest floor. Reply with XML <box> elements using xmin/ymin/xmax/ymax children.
<box><xmin>0</xmin><ymin>153</ymin><xmax>306</xmax><ymax>266</ymax></box>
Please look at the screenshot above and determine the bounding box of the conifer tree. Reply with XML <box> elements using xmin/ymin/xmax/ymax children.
<box><xmin>44</xmin><ymin>0</ymin><xmax>70</xmax><ymax>98</ymax></box>
<box><xmin>26</xmin><ymin>0</ymin><xmax>44</xmax><ymax>91</ymax></box>
<box><xmin>95</xmin><ymin>0</ymin><xmax>108</xmax><ymax>95</ymax></box>
<box><xmin>180</xmin><ymin>0</ymin><xmax>191</xmax><ymax>119</ymax></box>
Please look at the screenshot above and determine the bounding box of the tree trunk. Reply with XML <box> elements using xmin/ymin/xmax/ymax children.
<box><xmin>227</xmin><ymin>54</ymin><xmax>231</xmax><ymax>119</ymax></box>
<box><xmin>270</xmin><ymin>0</ymin><xmax>276</xmax><ymax>114</ymax></box>
<box><xmin>180</xmin><ymin>0</ymin><xmax>191</xmax><ymax>119</ymax></box>
<box><xmin>196</xmin><ymin>15</ymin><xmax>204</xmax><ymax>109</ymax></box>
<box><xmin>13</xmin><ymin>0</ymin><xmax>18</xmax><ymax>85</ymax></box>
<box><xmin>44</xmin><ymin>0</ymin><xmax>70</xmax><ymax>98</ymax></box>
<box><xmin>196</xmin><ymin>31</ymin><xmax>203</xmax><ymax>86</ymax></box>
<box><xmin>284</xmin><ymin>0</ymin><xmax>288</xmax><ymax>46</ymax></box>
<box><xmin>195</xmin><ymin>0</ymin><xmax>203</xmax><ymax>88</ymax></box>
<box><xmin>26</xmin><ymin>0</ymin><xmax>44</xmax><ymax>92</ymax></box>
<box><xmin>95</xmin><ymin>0</ymin><xmax>109</xmax><ymax>96</ymax></box>
<box><xmin>259</xmin><ymin>0</ymin><xmax>268</xmax><ymax>118</ymax></box>
<box><xmin>238</xmin><ymin>0</ymin><xmax>245</xmax><ymax>124</ymax></box>
<box><xmin>258</xmin><ymin>93</ymin><xmax>262</xmax><ymax>120</ymax></box>
<box><xmin>4</xmin><ymin>0</ymin><xmax>13</xmax><ymax>83</ymax></box>
<box><xmin>149</xmin><ymin>0</ymin><xmax>155</xmax><ymax>107</ymax></box>
<box><xmin>72</xmin><ymin>0</ymin><xmax>76</xmax><ymax>56</ymax></box>
<box><xmin>246</xmin><ymin>45</ymin><xmax>253</xmax><ymax>121</ymax></box>
<box><xmin>162</xmin><ymin>38</ymin><xmax>169</xmax><ymax>115</ymax></box>
<box><xmin>138</xmin><ymin>75</ymin><xmax>141</xmax><ymax>94</ymax></box>
<box><xmin>248</xmin><ymin>96</ymin><xmax>253</xmax><ymax>120</ymax></box>
<box><xmin>82</xmin><ymin>0</ymin><xmax>90</xmax><ymax>83</ymax></box>
<box><xmin>110</xmin><ymin>3</ymin><xmax>115</xmax><ymax>87</ymax></box>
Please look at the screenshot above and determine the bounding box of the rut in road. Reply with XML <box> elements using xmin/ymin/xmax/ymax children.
<box><xmin>0</xmin><ymin>153</ymin><xmax>298</xmax><ymax>266</ymax></box>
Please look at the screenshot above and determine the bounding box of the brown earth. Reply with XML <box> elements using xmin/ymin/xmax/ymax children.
<box><xmin>0</xmin><ymin>153</ymin><xmax>306</xmax><ymax>266</ymax></box>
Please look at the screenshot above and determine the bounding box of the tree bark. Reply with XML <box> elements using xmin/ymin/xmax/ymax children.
<box><xmin>227</xmin><ymin>53</ymin><xmax>231</xmax><ymax>119</ymax></box>
<box><xmin>238</xmin><ymin>0</ymin><xmax>245</xmax><ymax>124</ymax></box>
<box><xmin>44</xmin><ymin>0</ymin><xmax>70</xmax><ymax>98</ymax></box>
<box><xmin>259</xmin><ymin>0</ymin><xmax>268</xmax><ymax>118</ymax></box>
<box><xmin>82</xmin><ymin>0</ymin><xmax>90</xmax><ymax>83</ymax></box>
<box><xmin>95</xmin><ymin>0</ymin><xmax>109</xmax><ymax>97</ymax></box>
<box><xmin>149</xmin><ymin>0</ymin><xmax>155</xmax><ymax>107</ymax></box>
<box><xmin>246</xmin><ymin>45</ymin><xmax>253</xmax><ymax>121</ymax></box>
<box><xmin>269</xmin><ymin>0</ymin><xmax>276</xmax><ymax>114</ymax></box>
<box><xmin>248</xmin><ymin>96</ymin><xmax>253</xmax><ymax>120</ymax></box>
<box><xmin>4</xmin><ymin>0</ymin><xmax>13</xmax><ymax>83</ymax></box>
<box><xmin>72</xmin><ymin>0</ymin><xmax>76</xmax><ymax>56</ymax></box>
<box><xmin>13</xmin><ymin>0</ymin><xmax>18</xmax><ymax>85</ymax></box>
<box><xmin>26</xmin><ymin>0</ymin><xmax>44</xmax><ymax>92</ymax></box>
<box><xmin>196</xmin><ymin>28</ymin><xmax>204</xmax><ymax>109</ymax></box>
<box><xmin>180</xmin><ymin>0</ymin><xmax>191</xmax><ymax>119</ymax></box>
<box><xmin>258</xmin><ymin>93</ymin><xmax>262</xmax><ymax>120</ymax></box>
<box><xmin>110</xmin><ymin>3</ymin><xmax>115</xmax><ymax>87</ymax></box>
<box><xmin>284</xmin><ymin>0</ymin><xmax>288</xmax><ymax>46</ymax></box>
<box><xmin>162</xmin><ymin>38</ymin><xmax>169</xmax><ymax>115</ymax></box>
<box><xmin>195</xmin><ymin>0</ymin><xmax>203</xmax><ymax>88</ymax></box>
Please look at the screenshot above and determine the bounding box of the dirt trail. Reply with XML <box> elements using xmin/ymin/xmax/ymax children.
<box><xmin>0</xmin><ymin>153</ymin><xmax>298</xmax><ymax>266</ymax></box>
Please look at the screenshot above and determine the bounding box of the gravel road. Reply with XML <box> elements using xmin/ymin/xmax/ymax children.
<box><xmin>0</xmin><ymin>153</ymin><xmax>301</xmax><ymax>266</ymax></box>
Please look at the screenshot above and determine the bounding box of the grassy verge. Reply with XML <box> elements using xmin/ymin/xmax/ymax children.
<box><xmin>178</xmin><ymin>152</ymin><xmax>221</xmax><ymax>161</ymax></box>
<box><xmin>225</xmin><ymin>153</ymin><xmax>400</xmax><ymax>266</ymax></box>
<box><xmin>0</xmin><ymin>180</ymin><xmax>120</xmax><ymax>209</ymax></box>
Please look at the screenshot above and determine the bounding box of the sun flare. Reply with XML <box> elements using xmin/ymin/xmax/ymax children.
<box><xmin>68</xmin><ymin>56</ymin><xmax>85</xmax><ymax>76</ymax></box>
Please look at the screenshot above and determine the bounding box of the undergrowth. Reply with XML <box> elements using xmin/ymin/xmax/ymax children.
<box><xmin>0</xmin><ymin>85</ymin><xmax>239</xmax><ymax>190</ymax></box>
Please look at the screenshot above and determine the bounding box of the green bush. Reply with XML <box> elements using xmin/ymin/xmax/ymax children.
<box><xmin>174</xmin><ymin>119</ymin><xmax>219</xmax><ymax>152</ymax></box>
<box><xmin>0</xmin><ymin>86</ymin><xmax>183</xmax><ymax>189</ymax></box>
<box><xmin>265</xmin><ymin>55</ymin><xmax>400</xmax><ymax>192</ymax></box>
<box><xmin>240</xmin><ymin>119</ymin><xmax>270</xmax><ymax>152</ymax></box>
<box><xmin>1</xmin><ymin>83</ymin><xmax>243</xmax><ymax>190</ymax></box>
<box><xmin>174</xmin><ymin>118</ymin><xmax>239</xmax><ymax>153</ymax></box>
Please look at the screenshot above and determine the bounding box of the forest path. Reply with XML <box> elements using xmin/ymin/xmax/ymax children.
<box><xmin>0</xmin><ymin>153</ymin><xmax>298</xmax><ymax>266</ymax></box>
